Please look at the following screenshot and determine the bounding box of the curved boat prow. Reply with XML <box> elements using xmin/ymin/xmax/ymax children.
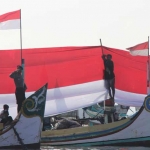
<box><xmin>0</xmin><ymin>83</ymin><xmax>48</xmax><ymax>149</ymax></box>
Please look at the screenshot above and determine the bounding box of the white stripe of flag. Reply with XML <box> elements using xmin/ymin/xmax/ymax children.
<box><xmin>0</xmin><ymin>10</ymin><xmax>20</xmax><ymax>30</ymax></box>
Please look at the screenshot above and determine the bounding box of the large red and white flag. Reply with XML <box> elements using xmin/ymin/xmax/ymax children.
<box><xmin>127</xmin><ymin>41</ymin><xmax>148</xmax><ymax>56</ymax></box>
<box><xmin>0</xmin><ymin>46</ymin><xmax>147</xmax><ymax>118</ymax></box>
<box><xmin>0</xmin><ymin>10</ymin><xmax>20</xmax><ymax>30</ymax></box>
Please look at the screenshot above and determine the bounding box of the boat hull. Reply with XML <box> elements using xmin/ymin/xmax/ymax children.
<box><xmin>0</xmin><ymin>142</ymin><xmax>40</xmax><ymax>149</ymax></box>
<box><xmin>0</xmin><ymin>116</ymin><xmax>42</xmax><ymax>149</ymax></box>
<box><xmin>41</xmin><ymin>96</ymin><xmax>150</xmax><ymax>147</ymax></box>
<box><xmin>42</xmin><ymin>137</ymin><xmax>150</xmax><ymax>147</ymax></box>
<box><xmin>0</xmin><ymin>84</ymin><xmax>47</xmax><ymax>149</ymax></box>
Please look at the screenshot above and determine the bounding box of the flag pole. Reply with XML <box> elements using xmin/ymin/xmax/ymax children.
<box><xmin>20</xmin><ymin>9</ymin><xmax>22</xmax><ymax>64</ymax></box>
<box><xmin>99</xmin><ymin>39</ymin><xmax>106</xmax><ymax>111</ymax></box>
<box><xmin>100</xmin><ymin>39</ymin><xmax>104</xmax><ymax>55</ymax></box>
<box><xmin>148</xmin><ymin>36</ymin><xmax>149</xmax><ymax>66</ymax></box>
<box><xmin>20</xmin><ymin>9</ymin><xmax>25</xmax><ymax>83</ymax></box>
<box><xmin>147</xmin><ymin>36</ymin><xmax>150</xmax><ymax>94</ymax></box>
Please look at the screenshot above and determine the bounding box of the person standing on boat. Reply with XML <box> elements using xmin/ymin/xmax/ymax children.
<box><xmin>102</xmin><ymin>54</ymin><xmax>115</xmax><ymax>100</ymax></box>
<box><xmin>9</xmin><ymin>65</ymin><xmax>27</xmax><ymax>113</ymax></box>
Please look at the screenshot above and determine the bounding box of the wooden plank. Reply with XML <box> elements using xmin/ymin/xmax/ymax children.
<box><xmin>0</xmin><ymin>123</ymin><xmax>3</xmax><ymax>130</ymax></box>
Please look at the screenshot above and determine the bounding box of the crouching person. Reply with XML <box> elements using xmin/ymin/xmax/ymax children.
<box><xmin>0</xmin><ymin>104</ymin><xmax>13</xmax><ymax>126</ymax></box>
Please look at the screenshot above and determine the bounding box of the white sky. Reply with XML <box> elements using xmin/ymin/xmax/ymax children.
<box><xmin>0</xmin><ymin>0</ymin><xmax>149</xmax><ymax>50</ymax></box>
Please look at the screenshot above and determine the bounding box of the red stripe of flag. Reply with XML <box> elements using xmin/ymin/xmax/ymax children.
<box><xmin>0</xmin><ymin>46</ymin><xmax>147</xmax><ymax>94</ymax></box>
<box><xmin>0</xmin><ymin>10</ymin><xmax>20</xmax><ymax>23</ymax></box>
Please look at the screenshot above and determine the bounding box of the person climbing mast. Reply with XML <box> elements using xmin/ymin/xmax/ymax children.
<box><xmin>102</xmin><ymin>54</ymin><xmax>115</xmax><ymax>102</ymax></box>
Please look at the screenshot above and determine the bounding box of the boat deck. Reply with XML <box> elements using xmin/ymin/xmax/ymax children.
<box><xmin>0</xmin><ymin>123</ymin><xmax>3</xmax><ymax>130</ymax></box>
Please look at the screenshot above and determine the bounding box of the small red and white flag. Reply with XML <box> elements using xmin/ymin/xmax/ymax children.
<box><xmin>127</xmin><ymin>41</ymin><xmax>148</xmax><ymax>56</ymax></box>
<box><xmin>0</xmin><ymin>10</ymin><xmax>20</xmax><ymax>30</ymax></box>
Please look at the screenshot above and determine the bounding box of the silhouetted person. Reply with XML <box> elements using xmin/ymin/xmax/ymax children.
<box><xmin>9</xmin><ymin>65</ymin><xmax>27</xmax><ymax>113</ymax></box>
<box><xmin>102</xmin><ymin>54</ymin><xmax>115</xmax><ymax>100</ymax></box>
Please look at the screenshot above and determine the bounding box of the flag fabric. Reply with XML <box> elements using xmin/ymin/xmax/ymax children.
<box><xmin>0</xmin><ymin>46</ymin><xmax>147</xmax><ymax>118</ymax></box>
<box><xmin>126</xmin><ymin>41</ymin><xmax>148</xmax><ymax>56</ymax></box>
<box><xmin>0</xmin><ymin>10</ymin><xmax>20</xmax><ymax>30</ymax></box>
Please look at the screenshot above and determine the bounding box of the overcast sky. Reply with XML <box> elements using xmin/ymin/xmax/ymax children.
<box><xmin>0</xmin><ymin>0</ymin><xmax>149</xmax><ymax>50</ymax></box>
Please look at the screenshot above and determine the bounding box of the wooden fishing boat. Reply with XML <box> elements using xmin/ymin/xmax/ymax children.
<box><xmin>0</xmin><ymin>83</ymin><xmax>47</xmax><ymax>149</ymax></box>
<box><xmin>41</xmin><ymin>95</ymin><xmax>150</xmax><ymax>147</ymax></box>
